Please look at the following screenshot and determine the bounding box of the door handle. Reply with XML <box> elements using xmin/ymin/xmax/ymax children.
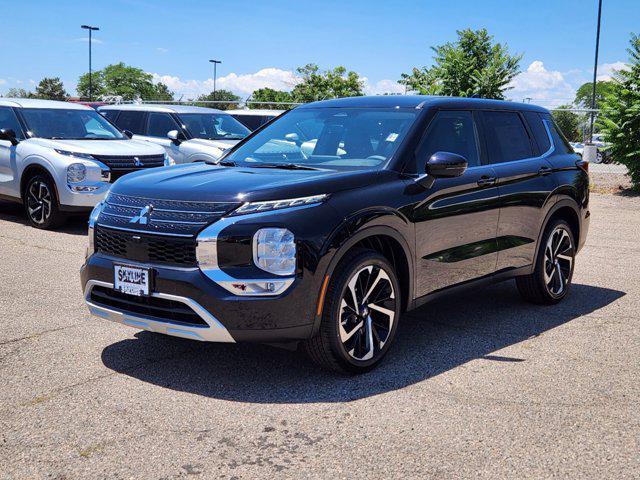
<box><xmin>477</xmin><ymin>176</ymin><xmax>497</xmax><ymax>187</ymax></box>
<box><xmin>538</xmin><ymin>166</ymin><xmax>552</xmax><ymax>176</ymax></box>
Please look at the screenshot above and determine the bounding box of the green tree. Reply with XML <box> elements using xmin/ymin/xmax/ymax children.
<box><xmin>249</xmin><ymin>87</ymin><xmax>294</xmax><ymax>109</ymax></box>
<box><xmin>399</xmin><ymin>28</ymin><xmax>522</xmax><ymax>99</ymax></box>
<box><xmin>77</xmin><ymin>63</ymin><xmax>169</xmax><ymax>101</ymax></box>
<box><xmin>291</xmin><ymin>64</ymin><xmax>364</xmax><ymax>102</ymax></box>
<box><xmin>597</xmin><ymin>33</ymin><xmax>640</xmax><ymax>190</ymax></box>
<box><xmin>4</xmin><ymin>88</ymin><xmax>33</xmax><ymax>98</ymax></box>
<box><xmin>574</xmin><ymin>80</ymin><xmax>616</xmax><ymax>109</ymax></box>
<box><xmin>151</xmin><ymin>82</ymin><xmax>174</xmax><ymax>101</ymax></box>
<box><xmin>552</xmin><ymin>105</ymin><xmax>582</xmax><ymax>142</ymax></box>
<box><xmin>195</xmin><ymin>89</ymin><xmax>241</xmax><ymax>110</ymax></box>
<box><xmin>34</xmin><ymin>77</ymin><xmax>68</xmax><ymax>100</ymax></box>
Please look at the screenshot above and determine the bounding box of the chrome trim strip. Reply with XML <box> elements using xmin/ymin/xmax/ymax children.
<box><xmin>84</xmin><ymin>279</ymin><xmax>235</xmax><ymax>343</ymax></box>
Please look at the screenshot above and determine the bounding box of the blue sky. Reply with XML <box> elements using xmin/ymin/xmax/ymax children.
<box><xmin>1</xmin><ymin>0</ymin><xmax>638</xmax><ymax>106</ymax></box>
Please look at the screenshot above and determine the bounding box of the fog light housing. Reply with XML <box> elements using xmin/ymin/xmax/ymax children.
<box><xmin>253</xmin><ymin>228</ymin><xmax>296</xmax><ymax>276</ymax></box>
<box><xmin>67</xmin><ymin>163</ymin><xmax>86</xmax><ymax>183</ymax></box>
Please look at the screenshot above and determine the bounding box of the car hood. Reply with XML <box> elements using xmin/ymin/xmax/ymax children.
<box><xmin>28</xmin><ymin>138</ymin><xmax>165</xmax><ymax>156</ymax></box>
<box><xmin>110</xmin><ymin>163</ymin><xmax>380</xmax><ymax>203</ymax></box>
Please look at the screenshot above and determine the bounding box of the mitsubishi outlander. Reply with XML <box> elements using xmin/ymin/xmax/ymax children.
<box><xmin>81</xmin><ymin>96</ymin><xmax>590</xmax><ymax>373</ymax></box>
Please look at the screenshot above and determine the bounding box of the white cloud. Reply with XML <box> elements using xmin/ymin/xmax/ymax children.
<box><xmin>507</xmin><ymin>61</ymin><xmax>576</xmax><ymax>108</ymax></box>
<box><xmin>596</xmin><ymin>61</ymin><xmax>627</xmax><ymax>81</ymax></box>
<box><xmin>156</xmin><ymin>47</ymin><xmax>169</xmax><ymax>54</ymax></box>
<box><xmin>362</xmin><ymin>78</ymin><xmax>405</xmax><ymax>96</ymax></box>
<box><xmin>75</xmin><ymin>37</ymin><xmax>104</xmax><ymax>44</ymax></box>
<box><xmin>0</xmin><ymin>79</ymin><xmax>6</xmax><ymax>86</ymax></box>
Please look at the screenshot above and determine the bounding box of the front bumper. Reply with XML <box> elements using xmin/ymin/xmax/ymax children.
<box><xmin>80</xmin><ymin>254</ymin><xmax>318</xmax><ymax>343</ymax></box>
<box><xmin>59</xmin><ymin>181</ymin><xmax>110</xmax><ymax>209</ymax></box>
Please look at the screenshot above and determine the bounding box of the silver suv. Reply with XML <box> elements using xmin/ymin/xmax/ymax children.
<box><xmin>0</xmin><ymin>98</ymin><xmax>168</xmax><ymax>229</ymax></box>
<box><xmin>98</xmin><ymin>104</ymin><xmax>251</xmax><ymax>164</ymax></box>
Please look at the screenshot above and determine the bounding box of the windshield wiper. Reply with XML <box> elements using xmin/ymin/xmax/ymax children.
<box><xmin>249</xmin><ymin>163</ymin><xmax>320</xmax><ymax>171</ymax></box>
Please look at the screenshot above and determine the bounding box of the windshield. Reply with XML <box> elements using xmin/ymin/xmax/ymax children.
<box><xmin>20</xmin><ymin>108</ymin><xmax>126</xmax><ymax>140</ymax></box>
<box><xmin>178</xmin><ymin>113</ymin><xmax>250</xmax><ymax>140</ymax></box>
<box><xmin>225</xmin><ymin>108</ymin><xmax>418</xmax><ymax>170</ymax></box>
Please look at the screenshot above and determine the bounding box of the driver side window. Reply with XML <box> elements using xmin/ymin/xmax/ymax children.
<box><xmin>147</xmin><ymin>113</ymin><xmax>180</xmax><ymax>138</ymax></box>
<box><xmin>417</xmin><ymin>111</ymin><xmax>480</xmax><ymax>171</ymax></box>
<box><xmin>0</xmin><ymin>107</ymin><xmax>24</xmax><ymax>140</ymax></box>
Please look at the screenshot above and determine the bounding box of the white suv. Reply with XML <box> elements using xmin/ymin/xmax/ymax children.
<box><xmin>99</xmin><ymin>104</ymin><xmax>251</xmax><ymax>164</ymax></box>
<box><xmin>0</xmin><ymin>98</ymin><xmax>168</xmax><ymax>229</ymax></box>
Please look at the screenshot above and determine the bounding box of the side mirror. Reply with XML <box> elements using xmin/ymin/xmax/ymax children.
<box><xmin>167</xmin><ymin>130</ymin><xmax>186</xmax><ymax>145</ymax></box>
<box><xmin>284</xmin><ymin>132</ymin><xmax>301</xmax><ymax>145</ymax></box>
<box><xmin>426</xmin><ymin>151</ymin><xmax>468</xmax><ymax>178</ymax></box>
<box><xmin>0</xmin><ymin>128</ymin><xmax>19</xmax><ymax>146</ymax></box>
<box><xmin>122</xmin><ymin>129</ymin><xmax>133</xmax><ymax>139</ymax></box>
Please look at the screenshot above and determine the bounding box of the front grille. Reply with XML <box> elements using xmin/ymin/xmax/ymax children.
<box><xmin>95</xmin><ymin>226</ymin><xmax>197</xmax><ymax>266</ymax></box>
<box><xmin>92</xmin><ymin>154</ymin><xmax>166</xmax><ymax>182</ymax></box>
<box><xmin>90</xmin><ymin>286</ymin><xmax>208</xmax><ymax>327</ymax></box>
<box><xmin>97</xmin><ymin>193</ymin><xmax>240</xmax><ymax>236</ymax></box>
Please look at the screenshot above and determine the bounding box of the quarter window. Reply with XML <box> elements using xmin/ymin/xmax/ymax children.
<box><xmin>523</xmin><ymin>111</ymin><xmax>551</xmax><ymax>154</ymax></box>
<box><xmin>147</xmin><ymin>113</ymin><xmax>180</xmax><ymax>138</ymax></box>
<box><xmin>542</xmin><ymin>113</ymin><xmax>573</xmax><ymax>154</ymax></box>
<box><xmin>0</xmin><ymin>107</ymin><xmax>23</xmax><ymax>139</ymax></box>
<box><xmin>482</xmin><ymin>111</ymin><xmax>534</xmax><ymax>163</ymax></box>
<box><xmin>114</xmin><ymin>111</ymin><xmax>146</xmax><ymax>135</ymax></box>
<box><xmin>417</xmin><ymin>111</ymin><xmax>480</xmax><ymax>169</ymax></box>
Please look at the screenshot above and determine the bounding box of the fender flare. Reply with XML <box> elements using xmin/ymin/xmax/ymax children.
<box><xmin>20</xmin><ymin>156</ymin><xmax>62</xmax><ymax>203</ymax></box>
<box><xmin>531</xmin><ymin>197</ymin><xmax>581</xmax><ymax>267</ymax></box>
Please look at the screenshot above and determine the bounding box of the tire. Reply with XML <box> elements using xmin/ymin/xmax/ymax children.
<box><xmin>23</xmin><ymin>174</ymin><xmax>66</xmax><ymax>229</ymax></box>
<box><xmin>595</xmin><ymin>150</ymin><xmax>603</xmax><ymax>164</ymax></box>
<box><xmin>516</xmin><ymin>219</ymin><xmax>576</xmax><ymax>305</ymax></box>
<box><xmin>303</xmin><ymin>249</ymin><xmax>401</xmax><ymax>374</ymax></box>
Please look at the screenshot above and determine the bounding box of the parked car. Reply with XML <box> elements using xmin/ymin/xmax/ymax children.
<box><xmin>570</xmin><ymin>139</ymin><xmax>610</xmax><ymax>164</ymax></box>
<box><xmin>227</xmin><ymin>108</ymin><xmax>285</xmax><ymax>131</ymax></box>
<box><xmin>0</xmin><ymin>98</ymin><xmax>168</xmax><ymax>229</ymax></box>
<box><xmin>82</xmin><ymin>96</ymin><xmax>590</xmax><ymax>373</ymax></box>
<box><xmin>99</xmin><ymin>104</ymin><xmax>250</xmax><ymax>164</ymax></box>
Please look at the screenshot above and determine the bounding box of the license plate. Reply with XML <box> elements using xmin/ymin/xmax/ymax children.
<box><xmin>114</xmin><ymin>264</ymin><xmax>151</xmax><ymax>297</ymax></box>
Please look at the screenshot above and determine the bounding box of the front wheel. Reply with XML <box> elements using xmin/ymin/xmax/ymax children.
<box><xmin>23</xmin><ymin>174</ymin><xmax>66</xmax><ymax>229</ymax></box>
<box><xmin>304</xmin><ymin>250</ymin><xmax>401</xmax><ymax>374</ymax></box>
<box><xmin>516</xmin><ymin>219</ymin><xmax>575</xmax><ymax>304</ymax></box>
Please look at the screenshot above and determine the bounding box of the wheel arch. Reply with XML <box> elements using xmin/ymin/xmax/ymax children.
<box><xmin>20</xmin><ymin>161</ymin><xmax>61</xmax><ymax>204</ymax></box>
<box><xmin>532</xmin><ymin>198</ymin><xmax>581</xmax><ymax>267</ymax></box>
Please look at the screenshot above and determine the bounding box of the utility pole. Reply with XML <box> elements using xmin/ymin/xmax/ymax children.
<box><xmin>589</xmin><ymin>0</ymin><xmax>603</xmax><ymax>143</ymax></box>
<box><xmin>209</xmin><ymin>59</ymin><xmax>222</xmax><ymax>101</ymax></box>
<box><xmin>81</xmin><ymin>25</ymin><xmax>100</xmax><ymax>101</ymax></box>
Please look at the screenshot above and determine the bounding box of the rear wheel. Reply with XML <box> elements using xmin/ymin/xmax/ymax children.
<box><xmin>304</xmin><ymin>250</ymin><xmax>401</xmax><ymax>374</ymax></box>
<box><xmin>516</xmin><ymin>219</ymin><xmax>575</xmax><ymax>304</ymax></box>
<box><xmin>23</xmin><ymin>174</ymin><xmax>66</xmax><ymax>229</ymax></box>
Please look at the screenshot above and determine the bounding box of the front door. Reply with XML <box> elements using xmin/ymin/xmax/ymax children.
<box><xmin>143</xmin><ymin>112</ymin><xmax>186</xmax><ymax>164</ymax></box>
<box><xmin>409</xmin><ymin>110</ymin><xmax>501</xmax><ymax>297</ymax></box>
<box><xmin>0</xmin><ymin>107</ymin><xmax>24</xmax><ymax>198</ymax></box>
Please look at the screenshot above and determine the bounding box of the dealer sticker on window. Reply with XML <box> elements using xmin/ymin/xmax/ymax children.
<box><xmin>114</xmin><ymin>264</ymin><xmax>150</xmax><ymax>297</ymax></box>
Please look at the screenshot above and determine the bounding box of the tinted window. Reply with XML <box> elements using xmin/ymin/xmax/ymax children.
<box><xmin>523</xmin><ymin>111</ymin><xmax>551</xmax><ymax>154</ymax></box>
<box><xmin>147</xmin><ymin>112</ymin><xmax>180</xmax><ymax>138</ymax></box>
<box><xmin>231</xmin><ymin>114</ymin><xmax>265</xmax><ymax>131</ymax></box>
<box><xmin>542</xmin><ymin>113</ymin><xmax>572</xmax><ymax>154</ymax></box>
<box><xmin>0</xmin><ymin>107</ymin><xmax>24</xmax><ymax>139</ymax></box>
<box><xmin>417</xmin><ymin>111</ymin><xmax>480</xmax><ymax>170</ymax></box>
<box><xmin>178</xmin><ymin>113</ymin><xmax>249</xmax><ymax>140</ymax></box>
<box><xmin>483</xmin><ymin>111</ymin><xmax>533</xmax><ymax>163</ymax></box>
<box><xmin>114</xmin><ymin>111</ymin><xmax>146</xmax><ymax>135</ymax></box>
<box><xmin>100</xmin><ymin>110</ymin><xmax>120</xmax><ymax>122</ymax></box>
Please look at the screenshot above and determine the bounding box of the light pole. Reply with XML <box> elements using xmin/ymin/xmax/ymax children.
<box><xmin>588</xmin><ymin>0</ymin><xmax>603</xmax><ymax>142</ymax></box>
<box><xmin>81</xmin><ymin>25</ymin><xmax>100</xmax><ymax>101</ymax></box>
<box><xmin>209</xmin><ymin>59</ymin><xmax>221</xmax><ymax>102</ymax></box>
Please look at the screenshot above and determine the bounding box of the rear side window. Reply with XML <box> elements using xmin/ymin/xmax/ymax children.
<box><xmin>541</xmin><ymin>113</ymin><xmax>573</xmax><ymax>154</ymax></box>
<box><xmin>482</xmin><ymin>111</ymin><xmax>534</xmax><ymax>163</ymax></box>
<box><xmin>100</xmin><ymin>110</ymin><xmax>120</xmax><ymax>122</ymax></box>
<box><xmin>523</xmin><ymin>111</ymin><xmax>551</xmax><ymax>154</ymax></box>
<box><xmin>147</xmin><ymin>112</ymin><xmax>180</xmax><ymax>138</ymax></box>
<box><xmin>114</xmin><ymin>111</ymin><xmax>146</xmax><ymax>135</ymax></box>
<box><xmin>0</xmin><ymin>107</ymin><xmax>24</xmax><ymax>139</ymax></box>
<box><xmin>231</xmin><ymin>114</ymin><xmax>264</xmax><ymax>131</ymax></box>
<box><xmin>417</xmin><ymin>111</ymin><xmax>480</xmax><ymax>170</ymax></box>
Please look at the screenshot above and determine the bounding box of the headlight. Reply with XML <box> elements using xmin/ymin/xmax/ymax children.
<box><xmin>231</xmin><ymin>194</ymin><xmax>328</xmax><ymax>216</ymax></box>
<box><xmin>67</xmin><ymin>163</ymin><xmax>87</xmax><ymax>183</ymax></box>
<box><xmin>55</xmin><ymin>149</ymin><xmax>94</xmax><ymax>160</ymax></box>
<box><xmin>253</xmin><ymin>228</ymin><xmax>296</xmax><ymax>276</ymax></box>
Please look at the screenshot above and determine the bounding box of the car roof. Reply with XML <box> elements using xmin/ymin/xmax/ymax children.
<box><xmin>98</xmin><ymin>104</ymin><xmax>226</xmax><ymax>114</ymax></box>
<box><xmin>297</xmin><ymin>95</ymin><xmax>550</xmax><ymax>113</ymax></box>
<box><xmin>0</xmin><ymin>98</ymin><xmax>92</xmax><ymax>110</ymax></box>
<box><xmin>226</xmin><ymin>109</ymin><xmax>285</xmax><ymax>116</ymax></box>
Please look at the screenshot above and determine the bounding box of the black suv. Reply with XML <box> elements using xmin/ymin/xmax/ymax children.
<box><xmin>81</xmin><ymin>96</ymin><xmax>590</xmax><ymax>374</ymax></box>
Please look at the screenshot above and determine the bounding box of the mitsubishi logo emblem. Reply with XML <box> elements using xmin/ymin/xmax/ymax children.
<box><xmin>133</xmin><ymin>157</ymin><xmax>142</xmax><ymax>167</ymax></box>
<box><xmin>129</xmin><ymin>205</ymin><xmax>153</xmax><ymax>225</ymax></box>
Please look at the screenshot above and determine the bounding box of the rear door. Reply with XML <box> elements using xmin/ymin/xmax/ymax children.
<box><xmin>411</xmin><ymin>110</ymin><xmax>501</xmax><ymax>296</ymax></box>
<box><xmin>480</xmin><ymin>110</ymin><xmax>557</xmax><ymax>271</ymax></box>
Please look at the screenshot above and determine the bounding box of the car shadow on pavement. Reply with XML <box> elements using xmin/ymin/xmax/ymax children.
<box><xmin>101</xmin><ymin>281</ymin><xmax>624</xmax><ymax>403</ymax></box>
<box><xmin>0</xmin><ymin>200</ymin><xmax>88</xmax><ymax>235</ymax></box>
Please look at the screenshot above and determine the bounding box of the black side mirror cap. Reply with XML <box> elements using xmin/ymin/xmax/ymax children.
<box><xmin>0</xmin><ymin>128</ymin><xmax>19</xmax><ymax>146</ymax></box>
<box><xmin>122</xmin><ymin>130</ymin><xmax>133</xmax><ymax>139</ymax></box>
<box><xmin>426</xmin><ymin>151</ymin><xmax>468</xmax><ymax>178</ymax></box>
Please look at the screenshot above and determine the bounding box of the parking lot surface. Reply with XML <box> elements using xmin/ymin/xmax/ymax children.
<box><xmin>0</xmin><ymin>194</ymin><xmax>638</xmax><ymax>479</ymax></box>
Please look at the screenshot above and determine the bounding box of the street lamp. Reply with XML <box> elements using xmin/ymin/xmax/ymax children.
<box><xmin>81</xmin><ymin>24</ymin><xmax>100</xmax><ymax>101</ymax></box>
<box><xmin>209</xmin><ymin>59</ymin><xmax>221</xmax><ymax>102</ymax></box>
<box><xmin>588</xmin><ymin>0</ymin><xmax>603</xmax><ymax>143</ymax></box>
